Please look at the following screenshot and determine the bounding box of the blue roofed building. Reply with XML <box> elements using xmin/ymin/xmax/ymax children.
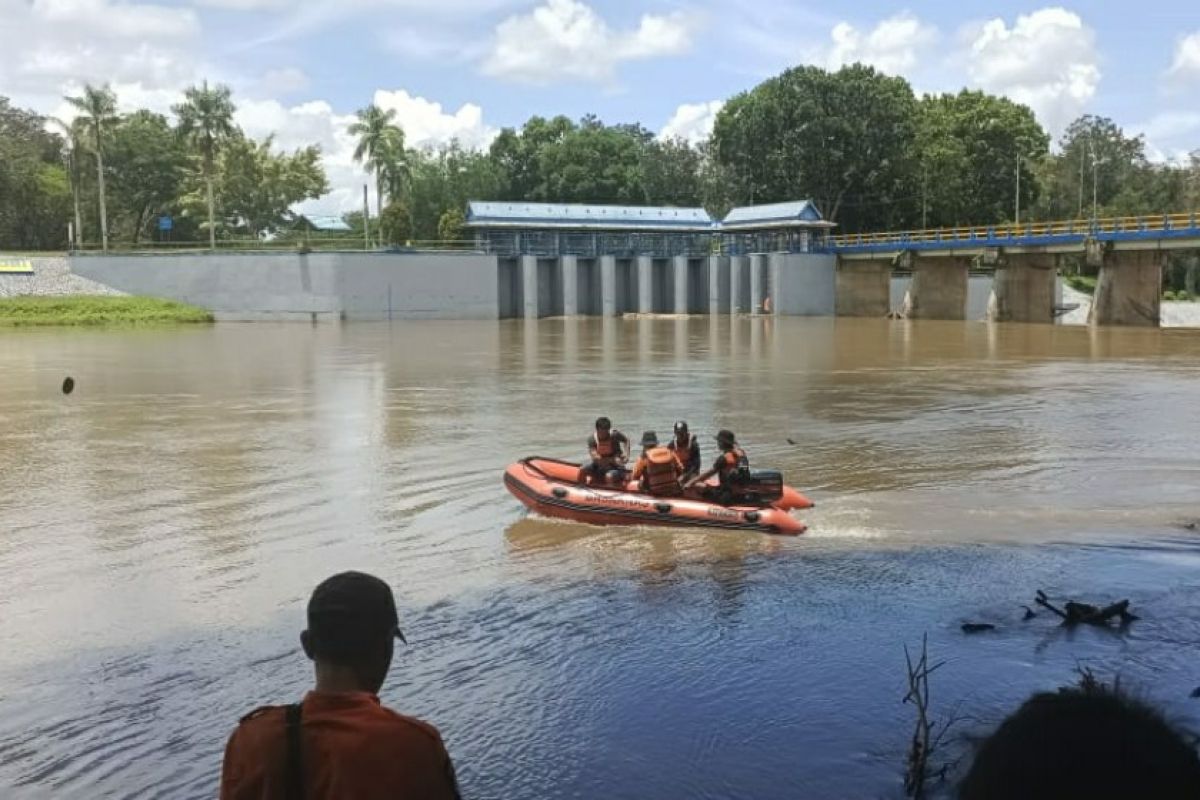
<box><xmin>720</xmin><ymin>201</ymin><xmax>836</xmax><ymax>255</ymax></box>
<box><xmin>464</xmin><ymin>199</ymin><xmax>833</xmax><ymax>256</ymax></box>
<box><xmin>466</xmin><ymin>201</ymin><xmax>715</xmax><ymax>257</ymax></box>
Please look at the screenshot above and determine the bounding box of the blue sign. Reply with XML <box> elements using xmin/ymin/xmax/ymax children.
<box><xmin>158</xmin><ymin>215</ymin><xmax>173</xmax><ymax>232</ymax></box>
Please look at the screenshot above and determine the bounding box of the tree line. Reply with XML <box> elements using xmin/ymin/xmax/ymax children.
<box><xmin>3</xmin><ymin>63</ymin><xmax>1200</xmax><ymax>253</ymax></box>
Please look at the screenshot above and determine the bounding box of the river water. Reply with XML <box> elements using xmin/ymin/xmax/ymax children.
<box><xmin>1</xmin><ymin>317</ymin><xmax>1199</xmax><ymax>799</ymax></box>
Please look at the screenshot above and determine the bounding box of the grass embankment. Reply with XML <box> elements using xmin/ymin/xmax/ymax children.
<box><xmin>0</xmin><ymin>296</ymin><xmax>213</xmax><ymax>326</ymax></box>
<box><xmin>1064</xmin><ymin>275</ymin><xmax>1097</xmax><ymax>295</ymax></box>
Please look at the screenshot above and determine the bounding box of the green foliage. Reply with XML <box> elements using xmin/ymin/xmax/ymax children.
<box><xmin>437</xmin><ymin>207</ymin><xmax>466</xmax><ymax>242</ymax></box>
<box><xmin>0</xmin><ymin>97</ymin><xmax>71</xmax><ymax>249</ymax></box>
<box><xmin>406</xmin><ymin>141</ymin><xmax>503</xmax><ymax>239</ymax></box>
<box><xmin>105</xmin><ymin>111</ymin><xmax>189</xmax><ymax>242</ymax></box>
<box><xmin>0</xmin><ymin>295</ymin><xmax>212</xmax><ymax>326</ymax></box>
<box><xmin>714</xmin><ymin>64</ymin><xmax>921</xmax><ymax>231</ymax></box>
<box><xmin>1065</xmin><ymin>275</ymin><xmax>1097</xmax><ymax>295</ymax></box>
<box><xmin>215</xmin><ymin>133</ymin><xmax>329</xmax><ymax>237</ymax></box>
<box><xmin>916</xmin><ymin>90</ymin><xmax>1049</xmax><ymax>226</ymax></box>
<box><xmin>379</xmin><ymin>200</ymin><xmax>412</xmax><ymax>246</ymax></box>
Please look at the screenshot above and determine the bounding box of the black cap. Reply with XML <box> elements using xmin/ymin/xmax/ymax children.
<box><xmin>673</xmin><ymin>420</ymin><xmax>688</xmax><ymax>434</ymax></box>
<box><xmin>307</xmin><ymin>572</ymin><xmax>406</xmax><ymax>658</ymax></box>
<box><xmin>715</xmin><ymin>429</ymin><xmax>736</xmax><ymax>444</ymax></box>
<box><xmin>595</xmin><ymin>416</ymin><xmax>612</xmax><ymax>431</ymax></box>
<box><xmin>641</xmin><ymin>430</ymin><xmax>659</xmax><ymax>447</ymax></box>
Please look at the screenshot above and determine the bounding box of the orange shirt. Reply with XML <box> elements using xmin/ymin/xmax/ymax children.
<box><xmin>220</xmin><ymin>691</ymin><xmax>460</xmax><ymax>800</ymax></box>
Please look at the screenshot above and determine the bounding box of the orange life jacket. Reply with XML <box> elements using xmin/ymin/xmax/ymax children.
<box><xmin>594</xmin><ymin>431</ymin><xmax>619</xmax><ymax>458</ymax></box>
<box><xmin>719</xmin><ymin>446</ymin><xmax>749</xmax><ymax>480</ymax></box>
<box><xmin>643</xmin><ymin>446</ymin><xmax>682</xmax><ymax>496</ymax></box>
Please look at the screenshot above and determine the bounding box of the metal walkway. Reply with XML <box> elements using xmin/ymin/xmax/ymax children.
<box><xmin>823</xmin><ymin>212</ymin><xmax>1200</xmax><ymax>256</ymax></box>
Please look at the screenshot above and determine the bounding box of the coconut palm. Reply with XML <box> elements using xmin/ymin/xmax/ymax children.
<box><xmin>379</xmin><ymin>128</ymin><xmax>411</xmax><ymax>206</ymax></box>
<box><xmin>174</xmin><ymin>81</ymin><xmax>237</xmax><ymax>250</ymax></box>
<box><xmin>349</xmin><ymin>104</ymin><xmax>403</xmax><ymax>239</ymax></box>
<box><xmin>47</xmin><ymin>117</ymin><xmax>86</xmax><ymax>249</ymax></box>
<box><xmin>64</xmin><ymin>84</ymin><xmax>117</xmax><ymax>251</ymax></box>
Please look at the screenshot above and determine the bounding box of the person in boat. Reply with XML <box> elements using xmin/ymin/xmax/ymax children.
<box><xmin>220</xmin><ymin>571</ymin><xmax>461</xmax><ymax>800</ymax></box>
<box><xmin>685</xmin><ymin>429</ymin><xmax>750</xmax><ymax>504</ymax></box>
<box><xmin>630</xmin><ymin>430</ymin><xmax>684</xmax><ymax>497</ymax></box>
<box><xmin>667</xmin><ymin>420</ymin><xmax>702</xmax><ymax>484</ymax></box>
<box><xmin>580</xmin><ymin>416</ymin><xmax>630</xmax><ymax>485</ymax></box>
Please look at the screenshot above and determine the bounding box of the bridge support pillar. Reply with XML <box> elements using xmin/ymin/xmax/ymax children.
<box><xmin>708</xmin><ymin>255</ymin><xmax>730</xmax><ymax>314</ymax></box>
<box><xmin>521</xmin><ymin>255</ymin><xmax>540</xmax><ymax>318</ymax></box>
<box><xmin>730</xmin><ymin>256</ymin><xmax>750</xmax><ymax>313</ymax></box>
<box><xmin>636</xmin><ymin>255</ymin><xmax>653</xmax><ymax>314</ymax></box>
<box><xmin>599</xmin><ymin>255</ymin><xmax>617</xmax><ymax>316</ymax></box>
<box><xmin>1090</xmin><ymin>249</ymin><xmax>1162</xmax><ymax>327</ymax></box>
<box><xmin>900</xmin><ymin>256</ymin><xmax>969</xmax><ymax>320</ymax></box>
<box><xmin>750</xmin><ymin>254</ymin><xmax>767</xmax><ymax>313</ymax></box>
<box><xmin>835</xmin><ymin>259</ymin><xmax>891</xmax><ymax>316</ymax></box>
<box><xmin>987</xmin><ymin>254</ymin><xmax>1056</xmax><ymax>324</ymax></box>
<box><xmin>559</xmin><ymin>255</ymin><xmax>578</xmax><ymax>316</ymax></box>
<box><xmin>672</xmin><ymin>255</ymin><xmax>689</xmax><ymax>314</ymax></box>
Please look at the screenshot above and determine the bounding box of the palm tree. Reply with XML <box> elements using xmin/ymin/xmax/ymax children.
<box><xmin>174</xmin><ymin>81</ymin><xmax>237</xmax><ymax>250</ymax></box>
<box><xmin>349</xmin><ymin>104</ymin><xmax>403</xmax><ymax>241</ymax></box>
<box><xmin>379</xmin><ymin>127</ymin><xmax>411</xmax><ymax>206</ymax></box>
<box><xmin>47</xmin><ymin>117</ymin><xmax>85</xmax><ymax>249</ymax></box>
<box><xmin>65</xmin><ymin>84</ymin><xmax>117</xmax><ymax>251</ymax></box>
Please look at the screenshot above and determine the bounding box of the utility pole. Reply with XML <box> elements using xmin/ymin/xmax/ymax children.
<box><xmin>1091</xmin><ymin>143</ymin><xmax>1099</xmax><ymax>221</ymax></box>
<box><xmin>363</xmin><ymin>184</ymin><xmax>370</xmax><ymax>251</ymax></box>
<box><xmin>1015</xmin><ymin>154</ymin><xmax>1021</xmax><ymax>226</ymax></box>
<box><xmin>921</xmin><ymin>165</ymin><xmax>928</xmax><ymax>229</ymax></box>
<box><xmin>1078</xmin><ymin>146</ymin><xmax>1085</xmax><ymax>218</ymax></box>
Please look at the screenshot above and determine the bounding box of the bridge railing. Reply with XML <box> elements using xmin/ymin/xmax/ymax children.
<box><xmin>827</xmin><ymin>212</ymin><xmax>1200</xmax><ymax>251</ymax></box>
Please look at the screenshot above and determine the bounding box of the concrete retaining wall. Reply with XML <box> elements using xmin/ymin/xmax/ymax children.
<box><xmin>71</xmin><ymin>252</ymin><xmax>500</xmax><ymax>321</ymax></box>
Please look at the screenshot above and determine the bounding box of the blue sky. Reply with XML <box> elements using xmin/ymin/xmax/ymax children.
<box><xmin>3</xmin><ymin>0</ymin><xmax>1199</xmax><ymax>213</ymax></box>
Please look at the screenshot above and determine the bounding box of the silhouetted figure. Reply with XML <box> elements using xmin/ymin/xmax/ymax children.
<box><xmin>960</xmin><ymin>683</ymin><xmax>1200</xmax><ymax>800</ymax></box>
<box><xmin>220</xmin><ymin>572</ymin><xmax>460</xmax><ymax>799</ymax></box>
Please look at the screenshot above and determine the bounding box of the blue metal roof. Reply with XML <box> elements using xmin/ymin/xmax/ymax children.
<box><xmin>467</xmin><ymin>201</ymin><xmax>711</xmax><ymax>230</ymax></box>
<box><xmin>721</xmin><ymin>201</ymin><xmax>825</xmax><ymax>227</ymax></box>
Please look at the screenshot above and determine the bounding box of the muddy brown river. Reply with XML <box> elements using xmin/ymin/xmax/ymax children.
<box><xmin>1</xmin><ymin>317</ymin><xmax>1199</xmax><ymax>798</ymax></box>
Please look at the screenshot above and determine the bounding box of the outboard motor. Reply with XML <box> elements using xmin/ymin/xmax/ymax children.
<box><xmin>736</xmin><ymin>470</ymin><xmax>784</xmax><ymax>503</ymax></box>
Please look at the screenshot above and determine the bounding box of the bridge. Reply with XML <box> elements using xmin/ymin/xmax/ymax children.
<box><xmin>822</xmin><ymin>212</ymin><xmax>1200</xmax><ymax>326</ymax></box>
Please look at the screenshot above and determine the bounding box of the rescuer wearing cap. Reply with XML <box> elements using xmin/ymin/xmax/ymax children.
<box><xmin>667</xmin><ymin>420</ymin><xmax>702</xmax><ymax>484</ymax></box>
<box><xmin>685</xmin><ymin>429</ymin><xmax>750</xmax><ymax>503</ymax></box>
<box><xmin>219</xmin><ymin>571</ymin><xmax>461</xmax><ymax>799</ymax></box>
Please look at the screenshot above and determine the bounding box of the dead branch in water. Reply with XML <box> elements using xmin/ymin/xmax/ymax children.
<box><xmin>903</xmin><ymin>634</ymin><xmax>962</xmax><ymax>798</ymax></box>
<box><xmin>1034</xmin><ymin>591</ymin><xmax>1139</xmax><ymax>626</ymax></box>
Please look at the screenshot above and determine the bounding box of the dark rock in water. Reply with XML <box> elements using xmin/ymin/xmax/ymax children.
<box><xmin>62</xmin><ymin>377</ymin><xmax>75</xmax><ymax>395</ymax></box>
<box><xmin>1190</xmin><ymin>686</ymin><xmax>1200</xmax><ymax>699</ymax></box>
<box><xmin>786</xmin><ymin>438</ymin><xmax>796</xmax><ymax>445</ymax></box>
<box><xmin>961</xmin><ymin>623</ymin><xmax>996</xmax><ymax>634</ymax></box>
<box><xmin>1180</xmin><ymin>520</ymin><xmax>1198</xmax><ymax>531</ymax></box>
<box><xmin>1022</xmin><ymin>606</ymin><xmax>1037</xmax><ymax>621</ymax></box>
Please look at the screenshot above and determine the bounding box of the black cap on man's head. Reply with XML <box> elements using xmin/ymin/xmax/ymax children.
<box><xmin>595</xmin><ymin>416</ymin><xmax>612</xmax><ymax>431</ymax></box>
<box><xmin>673</xmin><ymin>420</ymin><xmax>688</xmax><ymax>435</ymax></box>
<box><xmin>715</xmin><ymin>429</ymin><xmax>736</xmax><ymax>444</ymax></box>
<box><xmin>641</xmin><ymin>430</ymin><xmax>659</xmax><ymax>447</ymax></box>
<box><xmin>307</xmin><ymin>571</ymin><xmax>406</xmax><ymax>661</ymax></box>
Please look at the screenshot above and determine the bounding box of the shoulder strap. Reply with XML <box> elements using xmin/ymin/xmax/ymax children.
<box><xmin>285</xmin><ymin>703</ymin><xmax>303</xmax><ymax>800</ymax></box>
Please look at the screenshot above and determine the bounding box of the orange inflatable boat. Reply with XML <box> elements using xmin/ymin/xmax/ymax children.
<box><xmin>504</xmin><ymin>457</ymin><xmax>812</xmax><ymax>535</ymax></box>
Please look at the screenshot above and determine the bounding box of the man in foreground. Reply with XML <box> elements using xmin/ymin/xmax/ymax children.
<box><xmin>580</xmin><ymin>416</ymin><xmax>630</xmax><ymax>485</ymax></box>
<box><xmin>220</xmin><ymin>571</ymin><xmax>461</xmax><ymax>800</ymax></box>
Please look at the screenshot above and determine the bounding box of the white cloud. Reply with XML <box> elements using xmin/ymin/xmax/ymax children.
<box><xmin>237</xmin><ymin>89</ymin><xmax>498</xmax><ymax>215</ymax></box>
<box><xmin>481</xmin><ymin>0</ymin><xmax>699</xmax><ymax>85</ymax></box>
<box><xmin>372</xmin><ymin>89</ymin><xmax>496</xmax><ymax>150</ymax></box>
<box><xmin>260</xmin><ymin>67</ymin><xmax>310</xmax><ymax>93</ymax></box>
<box><xmin>826</xmin><ymin>12</ymin><xmax>938</xmax><ymax>75</ymax></box>
<box><xmin>195</xmin><ymin>0</ymin><xmax>288</xmax><ymax>9</ymax></box>
<box><xmin>962</xmin><ymin>8</ymin><xmax>1100</xmax><ymax>136</ymax></box>
<box><xmin>33</xmin><ymin>0</ymin><xmax>199</xmax><ymax>38</ymax></box>
<box><xmin>1166</xmin><ymin>31</ymin><xmax>1200</xmax><ymax>84</ymax></box>
<box><xmin>1130</xmin><ymin>111</ymin><xmax>1200</xmax><ymax>163</ymax></box>
<box><xmin>0</xmin><ymin>0</ymin><xmax>202</xmax><ymax>113</ymax></box>
<box><xmin>660</xmin><ymin>100</ymin><xmax>724</xmax><ymax>145</ymax></box>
